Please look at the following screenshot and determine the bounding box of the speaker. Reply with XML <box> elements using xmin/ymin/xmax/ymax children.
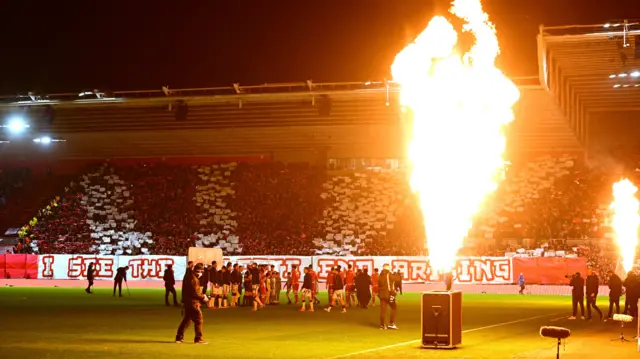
<box><xmin>421</xmin><ymin>290</ymin><xmax>462</xmax><ymax>349</ymax></box>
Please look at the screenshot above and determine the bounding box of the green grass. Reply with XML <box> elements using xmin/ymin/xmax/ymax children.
<box><xmin>0</xmin><ymin>288</ymin><xmax>635</xmax><ymax>359</ymax></box>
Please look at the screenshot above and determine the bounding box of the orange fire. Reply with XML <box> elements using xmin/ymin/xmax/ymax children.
<box><xmin>391</xmin><ymin>0</ymin><xmax>519</xmax><ymax>274</ymax></box>
<box><xmin>610</xmin><ymin>179</ymin><xmax>640</xmax><ymax>273</ymax></box>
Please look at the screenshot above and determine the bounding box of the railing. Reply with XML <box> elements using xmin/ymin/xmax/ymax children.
<box><xmin>0</xmin><ymin>77</ymin><xmax>540</xmax><ymax>108</ymax></box>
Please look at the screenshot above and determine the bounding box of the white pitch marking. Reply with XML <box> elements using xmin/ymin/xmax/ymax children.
<box><xmin>328</xmin><ymin>313</ymin><xmax>560</xmax><ymax>359</ymax></box>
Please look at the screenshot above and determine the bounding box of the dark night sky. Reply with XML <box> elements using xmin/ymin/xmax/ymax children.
<box><xmin>0</xmin><ymin>0</ymin><xmax>638</xmax><ymax>94</ymax></box>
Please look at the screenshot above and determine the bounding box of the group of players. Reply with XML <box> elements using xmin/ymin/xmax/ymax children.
<box><xmin>168</xmin><ymin>261</ymin><xmax>400</xmax><ymax>310</ymax></box>
<box><xmin>173</xmin><ymin>261</ymin><xmax>403</xmax><ymax>344</ymax></box>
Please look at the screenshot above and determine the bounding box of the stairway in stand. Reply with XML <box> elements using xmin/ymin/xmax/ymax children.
<box><xmin>0</xmin><ymin>175</ymin><xmax>72</xmax><ymax>234</ymax></box>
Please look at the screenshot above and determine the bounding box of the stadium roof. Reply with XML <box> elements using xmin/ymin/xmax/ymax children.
<box><xmin>539</xmin><ymin>22</ymin><xmax>640</xmax><ymax>143</ymax></box>
<box><xmin>0</xmin><ymin>78</ymin><xmax>583</xmax><ymax>159</ymax></box>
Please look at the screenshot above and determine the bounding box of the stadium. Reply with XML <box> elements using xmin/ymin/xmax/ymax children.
<box><xmin>1</xmin><ymin>3</ymin><xmax>640</xmax><ymax>359</ymax></box>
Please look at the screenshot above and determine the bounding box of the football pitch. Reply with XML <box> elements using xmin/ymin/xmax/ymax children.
<box><xmin>0</xmin><ymin>287</ymin><xmax>636</xmax><ymax>359</ymax></box>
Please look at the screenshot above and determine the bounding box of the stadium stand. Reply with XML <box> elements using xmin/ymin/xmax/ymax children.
<box><xmin>7</xmin><ymin>154</ymin><xmax>627</xmax><ymax>279</ymax></box>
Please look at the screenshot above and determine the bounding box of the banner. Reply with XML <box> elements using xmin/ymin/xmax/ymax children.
<box><xmin>3</xmin><ymin>254</ymin><xmax>38</xmax><ymax>279</ymax></box>
<box><xmin>311</xmin><ymin>256</ymin><xmax>513</xmax><ymax>284</ymax></box>
<box><xmin>512</xmin><ymin>257</ymin><xmax>587</xmax><ymax>284</ymax></box>
<box><xmin>0</xmin><ymin>254</ymin><xmax>580</xmax><ymax>284</ymax></box>
<box><xmin>37</xmin><ymin>254</ymin><xmax>187</xmax><ymax>281</ymax></box>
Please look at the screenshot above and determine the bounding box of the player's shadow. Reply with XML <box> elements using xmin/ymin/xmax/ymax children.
<box><xmin>96</xmin><ymin>338</ymin><xmax>173</xmax><ymax>344</ymax></box>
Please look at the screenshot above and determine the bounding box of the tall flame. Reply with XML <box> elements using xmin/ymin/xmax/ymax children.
<box><xmin>391</xmin><ymin>0</ymin><xmax>519</xmax><ymax>273</ymax></box>
<box><xmin>610</xmin><ymin>179</ymin><xmax>640</xmax><ymax>273</ymax></box>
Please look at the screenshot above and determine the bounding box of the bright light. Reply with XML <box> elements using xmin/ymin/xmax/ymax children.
<box><xmin>609</xmin><ymin>74</ymin><xmax>617</xmax><ymax>78</ymax></box>
<box><xmin>391</xmin><ymin>0</ymin><xmax>518</xmax><ymax>274</ymax></box>
<box><xmin>614</xmin><ymin>84</ymin><xmax>622</xmax><ymax>88</ymax></box>
<box><xmin>34</xmin><ymin>136</ymin><xmax>52</xmax><ymax>144</ymax></box>
<box><xmin>630</xmin><ymin>71</ymin><xmax>640</xmax><ymax>78</ymax></box>
<box><xmin>618</xmin><ymin>73</ymin><xmax>628</xmax><ymax>77</ymax></box>
<box><xmin>604</xmin><ymin>23</ymin><xmax>611</xmax><ymax>28</ymax></box>
<box><xmin>5</xmin><ymin>117</ymin><xmax>30</xmax><ymax>134</ymax></box>
<box><xmin>610</xmin><ymin>179</ymin><xmax>640</xmax><ymax>273</ymax></box>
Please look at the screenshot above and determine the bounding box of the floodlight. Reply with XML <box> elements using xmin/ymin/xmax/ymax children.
<box><xmin>5</xmin><ymin>117</ymin><xmax>29</xmax><ymax>134</ymax></box>
<box><xmin>34</xmin><ymin>136</ymin><xmax>52</xmax><ymax>144</ymax></box>
<box><xmin>33</xmin><ymin>136</ymin><xmax>64</xmax><ymax>144</ymax></box>
<box><xmin>630</xmin><ymin>71</ymin><xmax>640</xmax><ymax>77</ymax></box>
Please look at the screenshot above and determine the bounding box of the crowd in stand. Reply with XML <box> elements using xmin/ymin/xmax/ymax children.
<box><xmin>7</xmin><ymin>155</ymin><xmax>639</xmax><ymax>276</ymax></box>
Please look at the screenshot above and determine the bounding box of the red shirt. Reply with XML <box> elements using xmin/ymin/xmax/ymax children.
<box><xmin>291</xmin><ymin>269</ymin><xmax>300</xmax><ymax>284</ymax></box>
<box><xmin>346</xmin><ymin>270</ymin><xmax>355</xmax><ymax>285</ymax></box>
<box><xmin>371</xmin><ymin>273</ymin><xmax>379</xmax><ymax>288</ymax></box>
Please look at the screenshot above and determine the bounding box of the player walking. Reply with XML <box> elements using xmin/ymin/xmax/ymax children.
<box><xmin>284</xmin><ymin>272</ymin><xmax>293</xmax><ymax>304</ymax></box>
<box><xmin>324</xmin><ymin>267</ymin><xmax>347</xmax><ymax>313</ymax></box>
<box><xmin>345</xmin><ymin>264</ymin><xmax>356</xmax><ymax>307</ymax></box>
<box><xmin>299</xmin><ymin>267</ymin><xmax>315</xmax><ymax>312</ymax></box>
<box><xmin>326</xmin><ymin>267</ymin><xmax>335</xmax><ymax>304</ymax></box>
<box><xmin>308</xmin><ymin>266</ymin><xmax>320</xmax><ymax>305</ymax></box>
<box><xmin>291</xmin><ymin>265</ymin><xmax>301</xmax><ymax>305</ymax></box>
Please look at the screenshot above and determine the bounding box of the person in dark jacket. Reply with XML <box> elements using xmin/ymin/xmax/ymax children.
<box><xmin>181</xmin><ymin>261</ymin><xmax>194</xmax><ymax>303</ymax></box>
<box><xmin>85</xmin><ymin>262</ymin><xmax>95</xmax><ymax>294</ymax></box>
<box><xmin>201</xmin><ymin>264</ymin><xmax>211</xmax><ymax>297</ymax></box>
<box><xmin>395</xmin><ymin>270</ymin><xmax>403</xmax><ymax>295</ymax></box>
<box><xmin>231</xmin><ymin>264</ymin><xmax>241</xmax><ymax>306</ymax></box>
<box><xmin>175</xmin><ymin>263</ymin><xmax>208</xmax><ymax>344</ymax></box>
<box><xmin>183</xmin><ymin>261</ymin><xmax>194</xmax><ymax>282</ymax></box>
<box><xmin>378</xmin><ymin>264</ymin><xmax>401</xmax><ymax>329</ymax></box>
<box><xmin>208</xmin><ymin>261</ymin><xmax>218</xmax><ymax>295</ymax></box>
<box><xmin>569</xmin><ymin>272</ymin><xmax>585</xmax><ymax>320</ymax></box>
<box><xmin>243</xmin><ymin>272</ymin><xmax>259</xmax><ymax>311</ymax></box>
<box><xmin>585</xmin><ymin>268</ymin><xmax>602</xmax><ymax>320</ymax></box>
<box><xmin>623</xmin><ymin>271</ymin><xmax>638</xmax><ymax>317</ymax></box>
<box><xmin>250</xmin><ymin>263</ymin><xmax>260</xmax><ymax>293</ymax></box>
<box><xmin>356</xmin><ymin>268</ymin><xmax>372</xmax><ymax>308</ymax></box>
<box><xmin>607</xmin><ymin>270</ymin><xmax>622</xmax><ymax>320</ymax></box>
<box><xmin>163</xmin><ymin>264</ymin><xmax>178</xmax><ymax>306</ymax></box>
<box><xmin>113</xmin><ymin>266</ymin><xmax>129</xmax><ymax>297</ymax></box>
<box><xmin>299</xmin><ymin>267</ymin><xmax>315</xmax><ymax>312</ymax></box>
<box><xmin>324</xmin><ymin>267</ymin><xmax>347</xmax><ymax>313</ymax></box>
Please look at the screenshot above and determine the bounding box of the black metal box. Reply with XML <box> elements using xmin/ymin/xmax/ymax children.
<box><xmin>421</xmin><ymin>290</ymin><xmax>462</xmax><ymax>348</ymax></box>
